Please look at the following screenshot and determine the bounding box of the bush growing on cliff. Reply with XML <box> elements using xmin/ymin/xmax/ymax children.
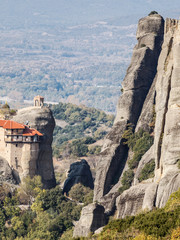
<box><xmin>119</xmin><ymin>170</ymin><xmax>134</xmax><ymax>194</ymax></box>
<box><xmin>92</xmin><ymin>188</ymin><xmax>180</xmax><ymax>240</ymax></box>
<box><xmin>128</xmin><ymin>132</ymin><xmax>153</xmax><ymax>169</ymax></box>
<box><xmin>68</xmin><ymin>183</ymin><xmax>93</xmax><ymax>205</ymax></box>
<box><xmin>123</xmin><ymin>126</ymin><xmax>153</xmax><ymax>170</ymax></box>
<box><xmin>138</xmin><ymin>160</ymin><xmax>155</xmax><ymax>182</ymax></box>
<box><xmin>148</xmin><ymin>11</ymin><xmax>158</xmax><ymax>16</ymax></box>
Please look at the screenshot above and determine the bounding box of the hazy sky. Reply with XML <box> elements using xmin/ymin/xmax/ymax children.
<box><xmin>0</xmin><ymin>0</ymin><xmax>179</xmax><ymax>27</ymax></box>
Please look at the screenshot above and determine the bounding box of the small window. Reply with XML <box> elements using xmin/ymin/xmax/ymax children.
<box><xmin>16</xmin><ymin>144</ymin><xmax>18</xmax><ymax>147</ymax></box>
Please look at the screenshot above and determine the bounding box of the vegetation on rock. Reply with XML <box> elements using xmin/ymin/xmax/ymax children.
<box><xmin>119</xmin><ymin>170</ymin><xmax>134</xmax><ymax>194</ymax></box>
<box><xmin>138</xmin><ymin>160</ymin><xmax>155</xmax><ymax>182</ymax></box>
<box><xmin>0</xmin><ymin>103</ymin><xmax>16</xmax><ymax>118</ymax></box>
<box><xmin>148</xmin><ymin>11</ymin><xmax>158</xmax><ymax>16</ymax></box>
<box><xmin>80</xmin><ymin>188</ymin><xmax>180</xmax><ymax>240</ymax></box>
<box><xmin>119</xmin><ymin>126</ymin><xmax>154</xmax><ymax>193</ymax></box>
<box><xmin>51</xmin><ymin>102</ymin><xmax>114</xmax><ymax>158</ymax></box>
<box><xmin>122</xmin><ymin>126</ymin><xmax>153</xmax><ymax>169</ymax></box>
<box><xmin>68</xmin><ymin>183</ymin><xmax>93</xmax><ymax>205</ymax></box>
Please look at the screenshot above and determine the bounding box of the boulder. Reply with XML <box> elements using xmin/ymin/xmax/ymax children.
<box><xmin>73</xmin><ymin>203</ymin><xmax>107</xmax><ymax>238</ymax></box>
<box><xmin>63</xmin><ymin>159</ymin><xmax>94</xmax><ymax>194</ymax></box>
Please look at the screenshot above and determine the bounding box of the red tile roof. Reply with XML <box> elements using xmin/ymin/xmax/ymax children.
<box><xmin>2</xmin><ymin>120</ymin><xmax>25</xmax><ymax>129</ymax></box>
<box><xmin>0</xmin><ymin>119</ymin><xmax>43</xmax><ymax>136</ymax></box>
<box><xmin>0</xmin><ymin>120</ymin><xmax>7</xmax><ymax>127</ymax></box>
<box><xmin>23</xmin><ymin>127</ymin><xmax>43</xmax><ymax>136</ymax></box>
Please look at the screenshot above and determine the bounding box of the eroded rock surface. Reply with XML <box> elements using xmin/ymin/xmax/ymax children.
<box><xmin>73</xmin><ymin>203</ymin><xmax>107</xmax><ymax>238</ymax></box>
<box><xmin>93</xmin><ymin>14</ymin><xmax>164</xmax><ymax>211</ymax></box>
<box><xmin>74</xmin><ymin>16</ymin><xmax>180</xmax><ymax>237</ymax></box>
<box><xmin>116</xmin><ymin>183</ymin><xmax>152</xmax><ymax>218</ymax></box>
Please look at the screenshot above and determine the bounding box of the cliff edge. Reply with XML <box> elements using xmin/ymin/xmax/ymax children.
<box><xmin>73</xmin><ymin>15</ymin><xmax>180</xmax><ymax>238</ymax></box>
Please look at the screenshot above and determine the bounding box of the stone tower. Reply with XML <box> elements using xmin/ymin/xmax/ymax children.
<box><xmin>34</xmin><ymin>95</ymin><xmax>44</xmax><ymax>107</ymax></box>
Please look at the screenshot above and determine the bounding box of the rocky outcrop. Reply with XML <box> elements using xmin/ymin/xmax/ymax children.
<box><xmin>0</xmin><ymin>157</ymin><xmax>15</xmax><ymax>184</ymax></box>
<box><xmin>73</xmin><ymin>203</ymin><xmax>107</xmax><ymax>238</ymax></box>
<box><xmin>93</xmin><ymin>14</ymin><xmax>164</xmax><ymax>211</ymax></box>
<box><xmin>116</xmin><ymin>183</ymin><xmax>153</xmax><ymax>218</ymax></box>
<box><xmin>63</xmin><ymin>159</ymin><xmax>94</xmax><ymax>194</ymax></box>
<box><xmin>13</xmin><ymin>106</ymin><xmax>56</xmax><ymax>189</ymax></box>
<box><xmin>74</xmin><ymin>15</ymin><xmax>180</xmax><ymax>237</ymax></box>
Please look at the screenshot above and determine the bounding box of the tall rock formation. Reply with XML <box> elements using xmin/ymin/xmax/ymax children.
<box><xmin>94</xmin><ymin>13</ymin><xmax>164</xmax><ymax>211</ymax></box>
<box><xmin>13</xmin><ymin>106</ymin><xmax>56</xmax><ymax>189</ymax></box>
<box><xmin>73</xmin><ymin>15</ymin><xmax>180</xmax><ymax>237</ymax></box>
<box><xmin>63</xmin><ymin>159</ymin><xmax>94</xmax><ymax>194</ymax></box>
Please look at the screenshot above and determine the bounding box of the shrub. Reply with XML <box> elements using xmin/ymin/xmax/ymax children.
<box><xmin>128</xmin><ymin>132</ymin><xmax>153</xmax><ymax>169</ymax></box>
<box><xmin>171</xmin><ymin>227</ymin><xmax>180</xmax><ymax>240</ymax></box>
<box><xmin>177</xmin><ymin>159</ymin><xmax>180</xmax><ymax>170</ymax></box>
<box><xmin>97</xmin><ymin>188</ymin><xmax>180</xmax><ymax>239</ymax></box>
<box><xmin>1</xmin><ymin>103</ymin><xmax>10</xmax><ymax>109</ymax></box>
<box><xmin>9</xmin><ymin>109</ymin><xmax>17</xmax><ymax>115</ymax></box>
<box><xmin>122</xmin><ymin>123</ymin><xmax>135</xmax><ymax>150</ymax></box>
<box><xmin>0</xmin><ymin>209</ymin><xmax>5</xmax><ymax>232</ymax></box>
<box><xmin>148</xmin><ymin>11</ymin><xmax>158</xmax><ymax>16</ymax></box>
<box><xmin>133</xmin><ymin>207</ymin><xmax>180</xmax><ymax>237</ymax></box>
<box><xmin>68</xmin><ymin>183</ymin><xmax>93</xmax><ymax>205</ymax></box>
<box><xmin>19</xmin><ymin>175</ymin><xmax>43</xmax><ymax>200</ymax></box>
<box><xmin>88</xmin><ymin>145</ymin><xmax>101</xmax><ymax>155</ymax></box>
<box><xmin>138</xmin><ymin>160</ymin><xmax>155</xmax><ymax>182</ymax></box>
<box><xmin>119</xmin><ymin>170</ymin><xmax>134</xmax><ymax>194</ymax></box>
<box><xmin>71</xmin><ymin>140</ymin><xmax>88</xmax><ymax>157</ymax></box>
<box><xmin>165</xmin><ymin>188</ymin><xmax>180</xmax><ymax>211</ymax></box>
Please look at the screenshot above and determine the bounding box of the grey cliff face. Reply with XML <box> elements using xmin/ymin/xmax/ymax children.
<box><xmin>13</xmin><ymin>106</ymin><xmax>56</xmax><ymax>189</ymax></box>
<box><xmin>114</xmin><ymin>14</ymin><xmax>164</xmax><ymax>125</ymax></box>
<box><xmin>94</xmin><ymin>14</ymin><xmax>164</xmax><ymax>209</ymax></box>
<box><xmin>74</xmin><ymin>16</ymin><xmax>180</xmax><ymax>237</ymax></box>
<box><xmin>63</xmin><ymin>159</ymin><xmax>94</xmax><ymax>194</ymax></box>
<box><xmin>73</xmin><ymin>203</ymin><xmax>107</xmax><ymax>238</ymax></box>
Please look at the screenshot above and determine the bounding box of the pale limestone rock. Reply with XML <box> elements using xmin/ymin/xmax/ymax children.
<box><xmin>116</xmin><ymin>183</ymin><xmax>152</xmax><ymax>218</ymax></box>
<box><xmin>115</xmin><ymin>14</ymin><xmax>164</xmax><ymax>125</ymax></box>
<box><xmin>93</xmin><ymin>15</ymin><xmax>164</xmax><ymax>212</ymax></box>
<box><xmin>156</xmin><ymin>173</ymin><xmax>180</xmax><ymax>208</ymax></box>
<box><xmin>73</xmin><ymin>17</ymin><xmax>180</xmax><ymax>237</ymax></box>
<box><xmin>94</xmin><ymin>226</ymin><xmax>104</xmax><ymax>235</ymax></box>
<box><xmin>94</xmin><ymin>120</ymin><xmax>128</xmax><ymax>204</ymax></box>
<box><xmin>142</xmin><ymin>183</ymin><xmax>158</xmax><ymax>210</ymax></box>
<box><xmin>73</xmin><ymin>203</ymin><xmax>107</xmax><ymax>238</ymax></box>
<box><xmin>135</xmin><ymin>77</ymin><xmax>156</xmax><ymax>132</ymax></box>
